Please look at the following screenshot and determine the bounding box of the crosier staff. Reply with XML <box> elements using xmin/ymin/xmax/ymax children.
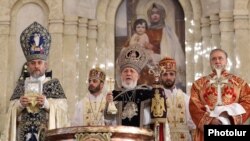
<box><xmin>149</xmin><ymin>64</ymin><xmax>167</xmax><ymax>141</ymax></box>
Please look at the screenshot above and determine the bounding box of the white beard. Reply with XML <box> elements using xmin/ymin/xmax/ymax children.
<box><xmin>212</xmin><ymin>64</ymin><xmax>226</xmax><ymax>70</ymax></box>
<box><xmin>121</xmin><ymin>80</ymin><xmax>137</xmax><ymax>89</ymax></box>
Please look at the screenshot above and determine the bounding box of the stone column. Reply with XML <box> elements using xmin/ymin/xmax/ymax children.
<box><xmin>201</xmin><ymin>17</ymin><xmax>211</xmax><ymax>75</ymax></box>
<box><xmin>0</xmin><ymin>21</ymin><xmax>9</xmax><ymax>109</ymax></box>
<box><xmin>7</xmin><ymin>21</ymin><xmax>17</xmax><ymax>110</ymax></box>
<box><xmin>105</xmin><ymin>7</ymin><xmax>116</xmax><ymax>88</ymax></box>
<box><xmin>210</xmin><ymin>14</ymin><xmax>220</xmax><ymax>48</ymax></box>
<box><xmin>234</xmin><ymin>9</ymin><xmax>250</xmax><ymax>82</ymax></box>
<box><xmin>219</xmin><ymin>11</ymin><xmax>234</xmax><ymax>72</ymax></box>
<box><xmin>48</xmin><ymin>19</ymin><xmax>64</xmax><ymax>80</ymax></box>
<box><xmin>219</xmin><ymin>0</ymin><xmax>235</xmax><ymax>72</ymax></box>
<box><xmin>96</xmin><ymin>21</ymin><xmax>111</xmax><ymax>87</ymax></box>
<box><xmin>0</xmin><ymin>20</ymin><xmax>10</xmax><ymax>135</ymax></box>
<box><xmin>96</xmin><ymin>0</ymin><xmax>117</xmax><ymax>84</ymax></box>
<box><xmin>63</xmin><ymin>16</ymin><xmax>78</xmax><ymax>117</ymax></box>
<box><xmin>185</xmin><ymin>18</ymin><xmax>196</xmax><ymax>93</ymax></box>
<box><xmin>87</xmin><ymin>19</ymin><xmax>98</xmax><ymax>71</ymax></box>
<box><xmin>78</xmin><ymin>18</ymin><xmax>88</xmax><ymax>99</ymax></box>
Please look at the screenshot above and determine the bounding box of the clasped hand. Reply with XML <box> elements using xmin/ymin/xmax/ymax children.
<box><xmin>210</xmin><ymin>111</ymin><xmax>230</xmax><ymax>125</ymax></box>
<box><xmin>20</xmin><ymin>95</ymin><xmax>45</xmax><ymax>107</ymax></box>
<box><xmin>106</xmin><ymin>92</ymin><xmax>113</xmax><ymax>103</ymax></box>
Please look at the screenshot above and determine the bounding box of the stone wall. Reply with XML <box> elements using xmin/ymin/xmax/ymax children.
<box><xmin>1</xmin><ymin>0</ymin><xmax>250</xmax><ymax>137</ymax></box>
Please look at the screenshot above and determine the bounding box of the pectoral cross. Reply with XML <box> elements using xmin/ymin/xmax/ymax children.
<box><xmin>209</xmin><ymin>68</ymin><xmax>228</xmax><ymax>106</ymax></box>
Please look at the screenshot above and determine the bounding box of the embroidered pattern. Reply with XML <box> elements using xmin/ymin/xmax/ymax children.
<box><xmin>43</xmin><ymin>78</ymin><xmax>66</xmax><ymax>98</ymax></box>
<box><xmin>83</xmin><ymin>95</ymin><xmax>106</xmax><ymax>126</ymax></box>
<box><xmin>11</xmin><ymin>80</ymin><xmax>25</xmax><ymax>100</ymax></box>
<box><xmin>18</xmin><ymin>109</ymin><xmax>48</xmax><ymax>141</ymax></box>
<box><xmin>122</xmin><ymin>101</ymin><xmax>138</xmax><ymax>120</ymax></box>
<box><xmin>202</xmin><ymin>74</ymin><xmax>238</xmax><ymax>108</ymax></box>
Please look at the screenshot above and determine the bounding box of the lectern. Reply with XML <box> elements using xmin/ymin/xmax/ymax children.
<box><xmin>45</xmin><ymin>126</ymin><xmax>154</xmax><ymax>141</ymax></box>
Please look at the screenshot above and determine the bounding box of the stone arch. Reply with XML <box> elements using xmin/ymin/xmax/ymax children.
<box><xmin>10</xmin><ymin>0</ymin><xmax>49</xmax><ymax>30</ymax></box>
<box><xmin>191</xmin><ymin>0</ymin><xmax>203</xmax><ymax>19</ymax></box>
<box><xmin>246</xmin><ymin>0</ymin><xmax>250</xmax><ymax>13</ymax></box>
<box><xmin>236</xmin><ymin>0</ymin><xmax>249</xmax><ymax>10</ymax></box>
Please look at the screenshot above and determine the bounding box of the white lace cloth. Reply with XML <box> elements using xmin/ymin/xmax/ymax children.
<box><xmin>205</xmin><ymin>103</ymin><xmax>246</xmax><ymax>125</ymax></box>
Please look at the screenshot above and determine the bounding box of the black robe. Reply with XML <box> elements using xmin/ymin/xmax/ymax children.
<box><xmin>112</xmin><ymin>86</ymin><xmax>152</xmax><ymax>127</ymax></box>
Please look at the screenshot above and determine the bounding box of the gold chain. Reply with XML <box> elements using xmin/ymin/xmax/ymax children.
<box><xmin>88</xmin><ymin>94</ymin><xmax>105</xmax><ymax>125</ymax></box>
<box><xmin>170</xmin><ymin>93</ymin><xmax>177</xmax><ymax>127</ymax></box>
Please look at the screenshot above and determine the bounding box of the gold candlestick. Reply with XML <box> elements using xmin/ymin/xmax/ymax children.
<box><xmin>107</xmin><ymin>77</ymin><xmax>117</xmax><ymax>114</ymax></box>
<box><xmin>107</xmin><ymin>78</ymin><xmax>114</xmax><ymax>91</ymax></box>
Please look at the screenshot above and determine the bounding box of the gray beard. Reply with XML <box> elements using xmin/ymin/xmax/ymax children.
<box><xmin>121</xmin><ymin>81</ymin><xmax>137</xmax><ymax>90</ymax></box>
<box><xmin>31</xmin><ymin>72</ymin><xmax>44</xmax><ymax>79</ymax></box>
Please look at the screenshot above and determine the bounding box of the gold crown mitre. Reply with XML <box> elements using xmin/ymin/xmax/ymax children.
<box><xmin>20</xmin><ymin>22</ymin><xmax>51</xmax><ymax>61</ymax></box>
<box><xmin>159</xmin><ymin>57</ymin><xmax>176</xmax><ymax>72</ymax></box>
<box><xmin>89</xmin><ymin>68</ymin><xmax>106</xmax><ymax>82</ymax></box>
<box><xmin>118</xmin><ymin>45</ymin><xmax>149</xmax><ymax>73</ymax></box>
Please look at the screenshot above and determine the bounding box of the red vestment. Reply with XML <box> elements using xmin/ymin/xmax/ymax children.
<box><xmin>189</xmin><ymin>70</ymin><xmax>250</xmax><ymax>141</ymax></box>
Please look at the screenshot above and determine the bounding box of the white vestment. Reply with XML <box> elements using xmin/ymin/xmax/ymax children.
<box><xmin>164</xmin><ymin>87</ymin><xmax>196</xmax><ymax>141</ymax></box>
<box><xmin>72</xmin><ymin>91</ymin><xmax>110</xmax><ymax>126</ymax></box>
